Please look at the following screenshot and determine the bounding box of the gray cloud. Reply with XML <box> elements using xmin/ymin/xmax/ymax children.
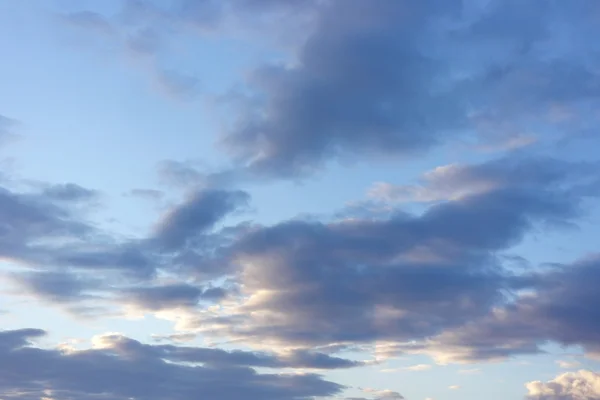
<box><xmin>42</xmin><ymin>183</ymin><xmax>99</xmax><ymax>203</ymax></box>
<box><xmin>369</xmin><ymin>156</ymin><xmax>597</xmax><ymax>204</ymax></box>
<box><xmin>5</xmin><ymin>155</ymin><xmax>600</xmax><ymax>364</ymax></box>
<box><xmin>127</xmin><ymin>188</ymin><xmax>165</xmax><ymax>201</ymax></box>
<box><xmin>177</xmin><ymin>156</ymin><xmax>597</xmax><ymax>348</ymax></box>
<box><xmin>99</xmin><ymin>334</ymin><xmax>364</xmax><ymax>370</ymax></box>
<box><xmin>151</xmin><ymin>188</ymin><xmax>249</xmax><ymax>250</ymax></box>
<box><xmin>56</xmin><ymin>1</ymin><xmax>600</xmax><ymax>177</ymax></box>
<box><xmin>218</xmin><ymin>0</ymin><xmax>600</xmax><ymax>177</ymax></box>
<box><xmin>408</xmin><ymin>254</ymin><xmax>600</xmax><ymax>364</ymax></box>
<box><xmin>0</xmin><ymin>185</ymin><xmax>93</xmax><ymax>263</ymax></box>
<box><xmin>0</xmin><ymin>181</ymin><xmax>249</xmax><ymax>290</ymax></box>
<box><xmin>119</xmin><ymin>283</ymin><xmax>225</xmax><ymax>311</ymax></box>
<box><xmin>0</xmin><ymin>329</ymin><xmax>343</xmax><ymax>400</ymax></box>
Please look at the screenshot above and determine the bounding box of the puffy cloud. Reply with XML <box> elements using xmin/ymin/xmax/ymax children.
<box><xmin>526</xmin><ymin>370</ymin><xmax>600</xmax><ymax>400</ymax></box>
<box><xmin>0</xmin><ymin>329</ymin><xmax>343</xmax><ymax>400</ymax></box>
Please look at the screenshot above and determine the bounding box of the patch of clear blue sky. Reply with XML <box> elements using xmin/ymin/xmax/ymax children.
<box><xmin>2</xmin><ymin>1</ymin><xmax>600</xmax><ymax>399</ymax></box>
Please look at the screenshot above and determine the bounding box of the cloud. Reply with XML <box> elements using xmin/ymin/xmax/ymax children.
<box><xmin>526</xmin><ymin>370</ymin><xmax>600</xmax><ymax>400</ymax></box>
<box><xmin>59</xmin><ymin>7</ymin><xmax>203</xmax><ymax>102</ymax></box>
<box><xmin>163</xmin><ymin>155</ymin><xmax>600</xmax><ymax>350</ymax></box>
<box><xmin>356</xmin><ymin>388</ymin><xmax>405</xmax><ymax>400</ymax></box>
<box><xmin>0</xmin><ymin>114</ymin><xmax>19</xmax><ymax>146</ymax></box>
<box><xmin>398</xmin><ymin>254</ymin><xmax>600</xmax><ymax>364</ymax></box>
<box><xmin>458</xmin><ymin>368</ymin><xmax>481</xmax><ymax>374</ymax></box>
<box><xmin>5</xmin><ymin>271</ymin><xmax>103</xmax><ymax>305</ymax></box>
<box><xmin>0</xmin><ymin>181</ymin><xmax>250</xmax><ymax>309</ymax></box>
<box><xmin>368</xmin><ymin>156</ymin><xmax>595</xmax><ymax>204</ymax></box>
<box><xmin>0</xmin><ymin>185</ymin><xmax>93</xmax><ymax>262</ymax></box>
<box><xmin>0</xmin><ymin>329</ymin><xmax>343</xmax><ymax>400</ymax></box>
<box><xmin>153</xmin><ymin>69</ymin><xmax>202</xmax><ymax>101</ymax></box>
<box><xmin>56</xmin><ymin>1</ymin><xmax>600</xmax><ymax>178</ymax></box>
<box><xmin>449</xmin><ymin>385</ymin><xmax>461</xmax><ymax>390</ymax></box>
<box><xmin>218</xmin><ymin>0</ymin><xmax>600</xmax><ymax>178</ymax></box>
<box><xmin>127</xmin><ymin>188</ymin><xmax>165</xmax><ymax>201</ymax></box>
<box><xmin>59</xmin><ymin>11</ymin><xmax>114</xmax><ymax>35</ymax></box>
<box><xmin>119</xmin><ymin>283</ymin><xmax>227</xmax><ymax>311</ymax></box>
<box><xmin>4</xmin><ymin>153</ymin><xmax>600</xmax><ymax>369</ymax></box>
<box><xmin>41</xmin><ymin>183</ymin><xmax>99</xmax><ymax>203</ymax></box>
<box><xmin>151</xmin><ymin>188</ymin><xmax>249</xmax><ymax>250</ymax></box>
<box><xmin>57</xmin><ymin>0</ymin><xmax>320</xmax><ymax>102</ymax></box>
<box><xmin>157</xmin><ymin>160</ymin><xmax>208</xmax><ymax>188</ymax></box>
<box><xmin>151</xmin><ymin>332</ymin><xmax>197</xmax><ymax>343</ymax></box>
<box><xmin>405</xmin><ymin>364</ymin><xmax>432</xmax><ymax>371</ymax></box>
<box><xmin>557</xmin><ymin>360</ymin><xmax>582</xmax><ymax>369</ymax></box>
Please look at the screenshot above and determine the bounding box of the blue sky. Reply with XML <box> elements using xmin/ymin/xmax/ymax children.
<box><xmin>1</xmin><ymin>1</ymin><xmax>600</xmax><ymax>400</ymax></box>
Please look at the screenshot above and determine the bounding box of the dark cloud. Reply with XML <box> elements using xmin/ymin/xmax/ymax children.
<box><xmin>50</xmin><ymin>242</ymin><xmax>155</xmax><ymax>280</ymax></box>
<box><xmin>0</xmin><ymin>329</ymin><xmax>343</xmax><ymax>400</ymax></box>
<box><xmin>218</xmin><ymin>0</ymin><xmax>600</xmax><ymax>177</ymax></box>
<box><xmin>5</xmin><ymin>154</ymin><xmax>600</xmax><ymax>366</ymax></box>
<box><xmin>0</xmin><ymin>181</ymin><xmax>248</xmax><ymax>289</ymax></box>
<box><xmin>119</xmin><ymin>283</ymin><xmax>226</xmax><ymax>311</ymax></box>
<box><xmin>98</xmin><ymin>334</ymin><xmax>364</xmax><ymax>370</ymax></box>
<box><xmin>179</xmin><ymin>156</ymin><xmax>597</xmax><ymax>348</ymax></box>
<box><xmin>410</xmin><ymin>254</ymin><xmax>600</xmax><ymax>363</ymax></box>
<box><xmin>0</xmin><ymin>185</ymin><xmax>93</xmax><ymax>262</ymax></box>
<box><xmin>151</xmin><ymin>188</ymin><xmax>249</xmax><ymax>250</ymax></box>
<box><xmin>7</xmin><ymin>271</ymin><xmax>102</xmax><ymax>304</ymax></box>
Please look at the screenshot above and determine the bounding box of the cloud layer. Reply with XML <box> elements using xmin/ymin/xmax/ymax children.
<box><xmin>3</xmin><ymin>0</ymin><xmax>600</xmax><ymax>398</ymax></box>
<box><xmin>0</xmin><ymin>329</ymin><xmax>342</xmax><ymax>400</ymax></box>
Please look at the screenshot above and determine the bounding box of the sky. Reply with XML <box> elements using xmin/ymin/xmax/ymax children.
<box><xmin>1</xmin><ymin>0</ymin><xmax>600</xmax><ymax>399</ymax></box>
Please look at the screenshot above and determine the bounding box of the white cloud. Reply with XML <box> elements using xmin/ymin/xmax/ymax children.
<box><xmin>556</xmin><ymin>360</ymin><xmax>582</xmax><ymax>369</ymax></box>
<box><xmin>526</xmin><ymin>370</ymin><xmax>600</xmax><ymax>400</ymax></box>
<box><xmin>405</xmin><ymin>364</ymin><xmax>433</xmax><ymax>371</ymax></box>
<box><xmin>361</xmin><ymin>388</ymin><xmax>405</xmax><ymax>400</ymax></box>
<box><xmin>458</xmin><ymin>368</ymin><xmax>481</xmax><ymax>374</ymax></box>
